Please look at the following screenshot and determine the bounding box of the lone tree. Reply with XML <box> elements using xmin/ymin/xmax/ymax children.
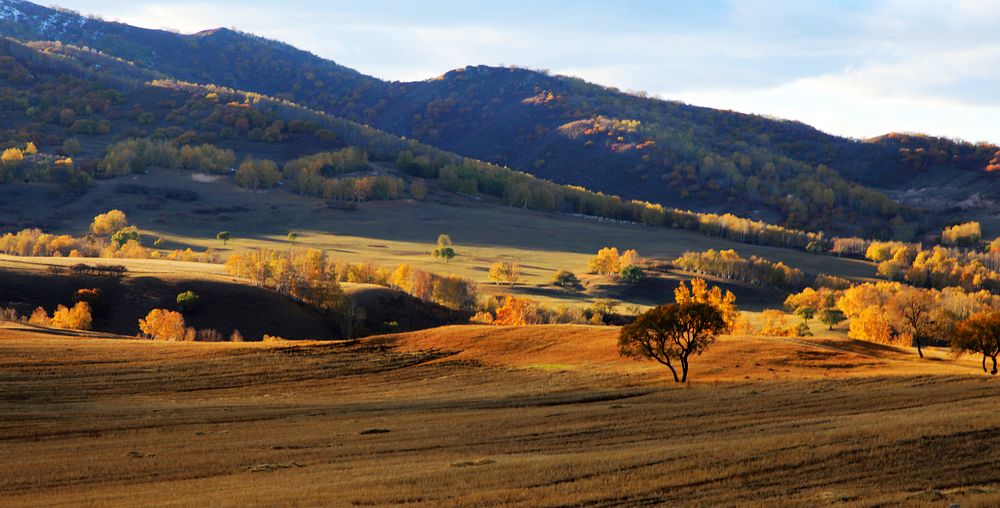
<box><xmin>287</xmin><ymin>231</ymin><xmax>299</xmax><ymax>245</ymax></box>
<box><xmin>794</xmin><ymin>306</ymin><xmax>815</xmax><ymax>322</ymax></box>
<box><xmin>552</xmin><ymin>270</ymin><xmax>580</xmax><ymax>288</ymax></box>
<box><xmin>619</xmin><ymin>264</ymin><xmax>643</xmax><ymax>284</ymax></box>
<box><xmin>619</xmin><ymin>302</ymin><xmax>726</xmax><ymax>383</ymax></box>
<box><xmin>819</xmin><ymin>308</ymin><xmax>846</xmax><ymax>330</ymax></box>
<box><xmin>951</xmin><ymin>311</ymin><xmax>1000</xmax><ymax>375</ymax></box>
<box><xmin>216</xmin><ymin>231</ymin><xmax>231</xmax><ymax>246</ymax></box>
<box><xmin>432</xmin><ymin>234</ymin><xmax>456</xmax><ymax>263</ymax></box>
<box><xmin>138</xmin><ymin>309</ymin><xmax>187</xmax><ymax>341</ymax></box>
<box><xmin>176</xmin><ymin>290</ymin><xmax>199</xmax><ymax>312</ymax></box>
<box><xmin>887</xmin><ymin>286</ymin><xmax>935</xmax><ymax>358</ymax></box>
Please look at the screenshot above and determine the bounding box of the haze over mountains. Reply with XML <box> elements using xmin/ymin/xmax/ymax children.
<box><xmin>2</xmin><ymin>0</ymin><xmax>999</xmax><ymax>238</ymax></box>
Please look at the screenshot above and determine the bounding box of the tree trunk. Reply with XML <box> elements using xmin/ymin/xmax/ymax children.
<box><xmin>664</xmin><ymin>361</ymin><xmax>680</xmax><ymax>383</ymax></box>
<box><xmin>991</xmin><ymin>355</ymin><xmax>998</xmax><ymax>375</ymax></box>
<box><xmin>679</xmin><ymin>356</ymin><xmax>689</xmax><ymax>383</ymax></box>
<box><xmin>915</xmin><ymin>337</ymin><xmax>924</xmax><ymax>358</ymax></box>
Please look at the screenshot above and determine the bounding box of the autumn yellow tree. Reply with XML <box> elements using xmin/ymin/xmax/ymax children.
<box><xmin>488</xmin><ymin>261</ymin><xmax>520</xmax><ymax>286</ymax></box>
<box><xmin>941</xmin><ymin>221</ymin><xmax>982</xmax><ymax>247</ymax></box>
<box><xmin>139</xmin><ymin>309</ymin><xmax>187</xmax><ymax>341</ymax></box>
<box><xmin>91</xmin><ymin>210</ymin><xmax>129</xmax><ymax>236</ymax></box>
<box><xmin>1</xmin><ymin>147</ymin><xmax>24</xmax><ymax>168</ymax></box>
<box><xmin>28</xmin><ymin>307</ymin><xmax>50</xmax><ymax>326</ymax></box>
<box><xmin>784</xmin><ymin>287</ymin><xmax>836</xmax><ymax>315</ymax></box>
<box><xmin>848</xmin><ymin>307</ymin><xmax>894</xmax><ymax>345</ymax></box>
<box><xmin>674</xmin><ymin>278</ymin><xmax>740</xmax><ymax>331</ymax></box>
<box><xmin>391</xmin><ymin>263</ymin><xmax>414</xmax><ymax>293</ymax></box>
<box><xmin>588</xmin><ymin>247</ymin><xmax>620</xmax><ymax>275</ymax></box>
<box><xmin>760</xmin><ymin>309</ymin><xmax>793</xmax><ymax>337</ymax></box>
<box><xmin>620</xmin><ymin>249</ymin><xmax>640</xmax><ymax>268</ymax></box>
<box><xmin>50</xmin><ymin>302</ymin><xmax>92</xmax><ymax>330</ymax></box>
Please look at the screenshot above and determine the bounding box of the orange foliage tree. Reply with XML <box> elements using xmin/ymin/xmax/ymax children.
<box><xmin>494</xmin><ymin>296</ymin><xmax>541</xmax><ymax>326</ymax></box>
<box><xmin>50</xmin><ymin>302</ymin><xmax>92</xmax><ymax>330</ymax></box>
<box><xmin>139</xmin><ymin>309</ymin><xmax>187</xmax><ymax>341</ymax></box>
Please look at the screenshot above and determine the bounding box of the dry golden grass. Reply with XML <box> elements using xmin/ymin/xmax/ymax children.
<box><xmin>1</xmin><ymin>322</ymin><xmax>998</xmax><ymax>507</ymax></box>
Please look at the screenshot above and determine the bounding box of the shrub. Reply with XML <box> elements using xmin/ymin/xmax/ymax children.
<box><xmin>619</xmin><ymin>264</ymin><xmax>643</xmax><ymax>284</ymax></box>
<box><xmin>0</xmin><ymin>307</ymin><xmax>22</xmax><ymax>322</ymax></box>
<box><xmin>28</xmin><ymin>307</ymin><xmax>50</xmax><ymax>325</ymax></box>
<box><xmin>196</xmin><ymin>329</ymin><xmax>224</xmax><ymax>342</ymax></box>
<box><xmin>552</xmin><ymin>270</ymin><xmax>580</xmax><ymax>288</ymax></box>
<box><xmin>176</xmin><ymin>290</ymin><xmax>200</xmax><ymax>312</ymax></box>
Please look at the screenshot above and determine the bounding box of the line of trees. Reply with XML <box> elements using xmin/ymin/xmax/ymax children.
<box><xmin>99</xmin><ymin>138</ymin><xmax>236</xmax><ymax>177</ymax></box>
<box><xmin>673</xmin><ymin>249</ymin><xmax>806</xmax><ymax>290</ymax></box>
<box><xmin>785</xmin><ymin>281</ymin><xmax>1000</xmax><ymax>358</ymax></box>
<box><xmin>224</xmin><ymin>248</ymin><xmax>479</xmax><ymax>312</ymax></box>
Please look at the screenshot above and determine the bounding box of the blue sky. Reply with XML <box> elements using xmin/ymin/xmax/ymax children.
<box><xmin>52</xmin><ymin>0</ymin><xmax>1000</xmax><ymax>143</ymax></box>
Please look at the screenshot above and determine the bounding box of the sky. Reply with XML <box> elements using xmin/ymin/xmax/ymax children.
<box><xmin>49</xmin><ymin>0</ymin><xmax>1000</xmax><ymax>143</ymax></box>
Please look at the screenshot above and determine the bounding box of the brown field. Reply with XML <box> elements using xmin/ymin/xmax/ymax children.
<box><xmin>1</xmin><ymin>322</ymin><xmax>998</xmax><ymax>507</ymax></box>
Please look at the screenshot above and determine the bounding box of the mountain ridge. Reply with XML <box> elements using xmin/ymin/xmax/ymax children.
<box><xmin>2</xmin><ymin>0</ymin><xmax>999</xmax><ymax>237</ymax></box>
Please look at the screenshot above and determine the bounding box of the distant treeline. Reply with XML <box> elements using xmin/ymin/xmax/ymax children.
<box><xmin>673</xmin><ymin>248</ymin><xmax>852</xmax><ymax>292</ymax></box>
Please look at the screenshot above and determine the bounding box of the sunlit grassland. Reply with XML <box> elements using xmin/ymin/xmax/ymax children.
<box><xmin>22</xmin><ymin>168</ymin><xmax>877</xmax><ymax>310</ymax></box>
<box><xmin>0</xmin><ymin>323</ymin><xmax>996</xmax><ymax>507</ymax></box>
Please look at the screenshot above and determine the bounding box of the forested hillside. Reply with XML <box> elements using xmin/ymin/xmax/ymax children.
<box><xmin>2</xmin><ymin>0</ymin><xmax>999</xmax><ymax>238</ymax></box>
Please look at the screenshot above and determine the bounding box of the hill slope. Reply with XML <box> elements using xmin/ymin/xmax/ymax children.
<box><xmin>0</xmin><ymin>257</ymin><xmax>467</xmax><ymax>339</ymax></box>
<box><xmin>0</xmin><ymin>325</ymin><xmax>997</xmax><ymax>507</ymax></box>
<box><xmin>5</xmin><ymin>0</ymin><xmax>999</xmax><ymax>236</ymax></box>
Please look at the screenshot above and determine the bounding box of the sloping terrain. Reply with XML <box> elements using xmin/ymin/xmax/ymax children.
<box><xmin>0</xmin><ymin>258</ymin><xmax>467</xmax><ymax>340</ymax></box>
<box><xmin>3</xmin><ymin>0</ymin><xmax>999</xmax><ymax>235</ymax></box>
<box><xmin>379</xmin><ymin>324</ymin><xmax>975</xmax><ymax>380</ymax></box>
<box><xmin>0</xmin><ymin>324</ymin><xmax>997</xmax><ymax>507</ymax></box>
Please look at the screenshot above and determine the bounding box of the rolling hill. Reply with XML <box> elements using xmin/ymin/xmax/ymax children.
<box><xmin>3</xmin><ymin>0</ymin><xmax>999</xmax><ymax>237</ymax></box>
<box><xmin>0</xmin><ymin>256</ymin><xmax>468</xmax><ymax>340</ymax></box>
<box><xmin>1</xmin><ymin>324</ymin><xmax>997</xmax><ymax>506</ymax></box>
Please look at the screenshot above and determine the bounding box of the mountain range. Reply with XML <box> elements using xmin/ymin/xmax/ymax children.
<box><xmin>2</xmin><ymin>0</ymin><xmax>998</xmax><ymax>238</ymax></box>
